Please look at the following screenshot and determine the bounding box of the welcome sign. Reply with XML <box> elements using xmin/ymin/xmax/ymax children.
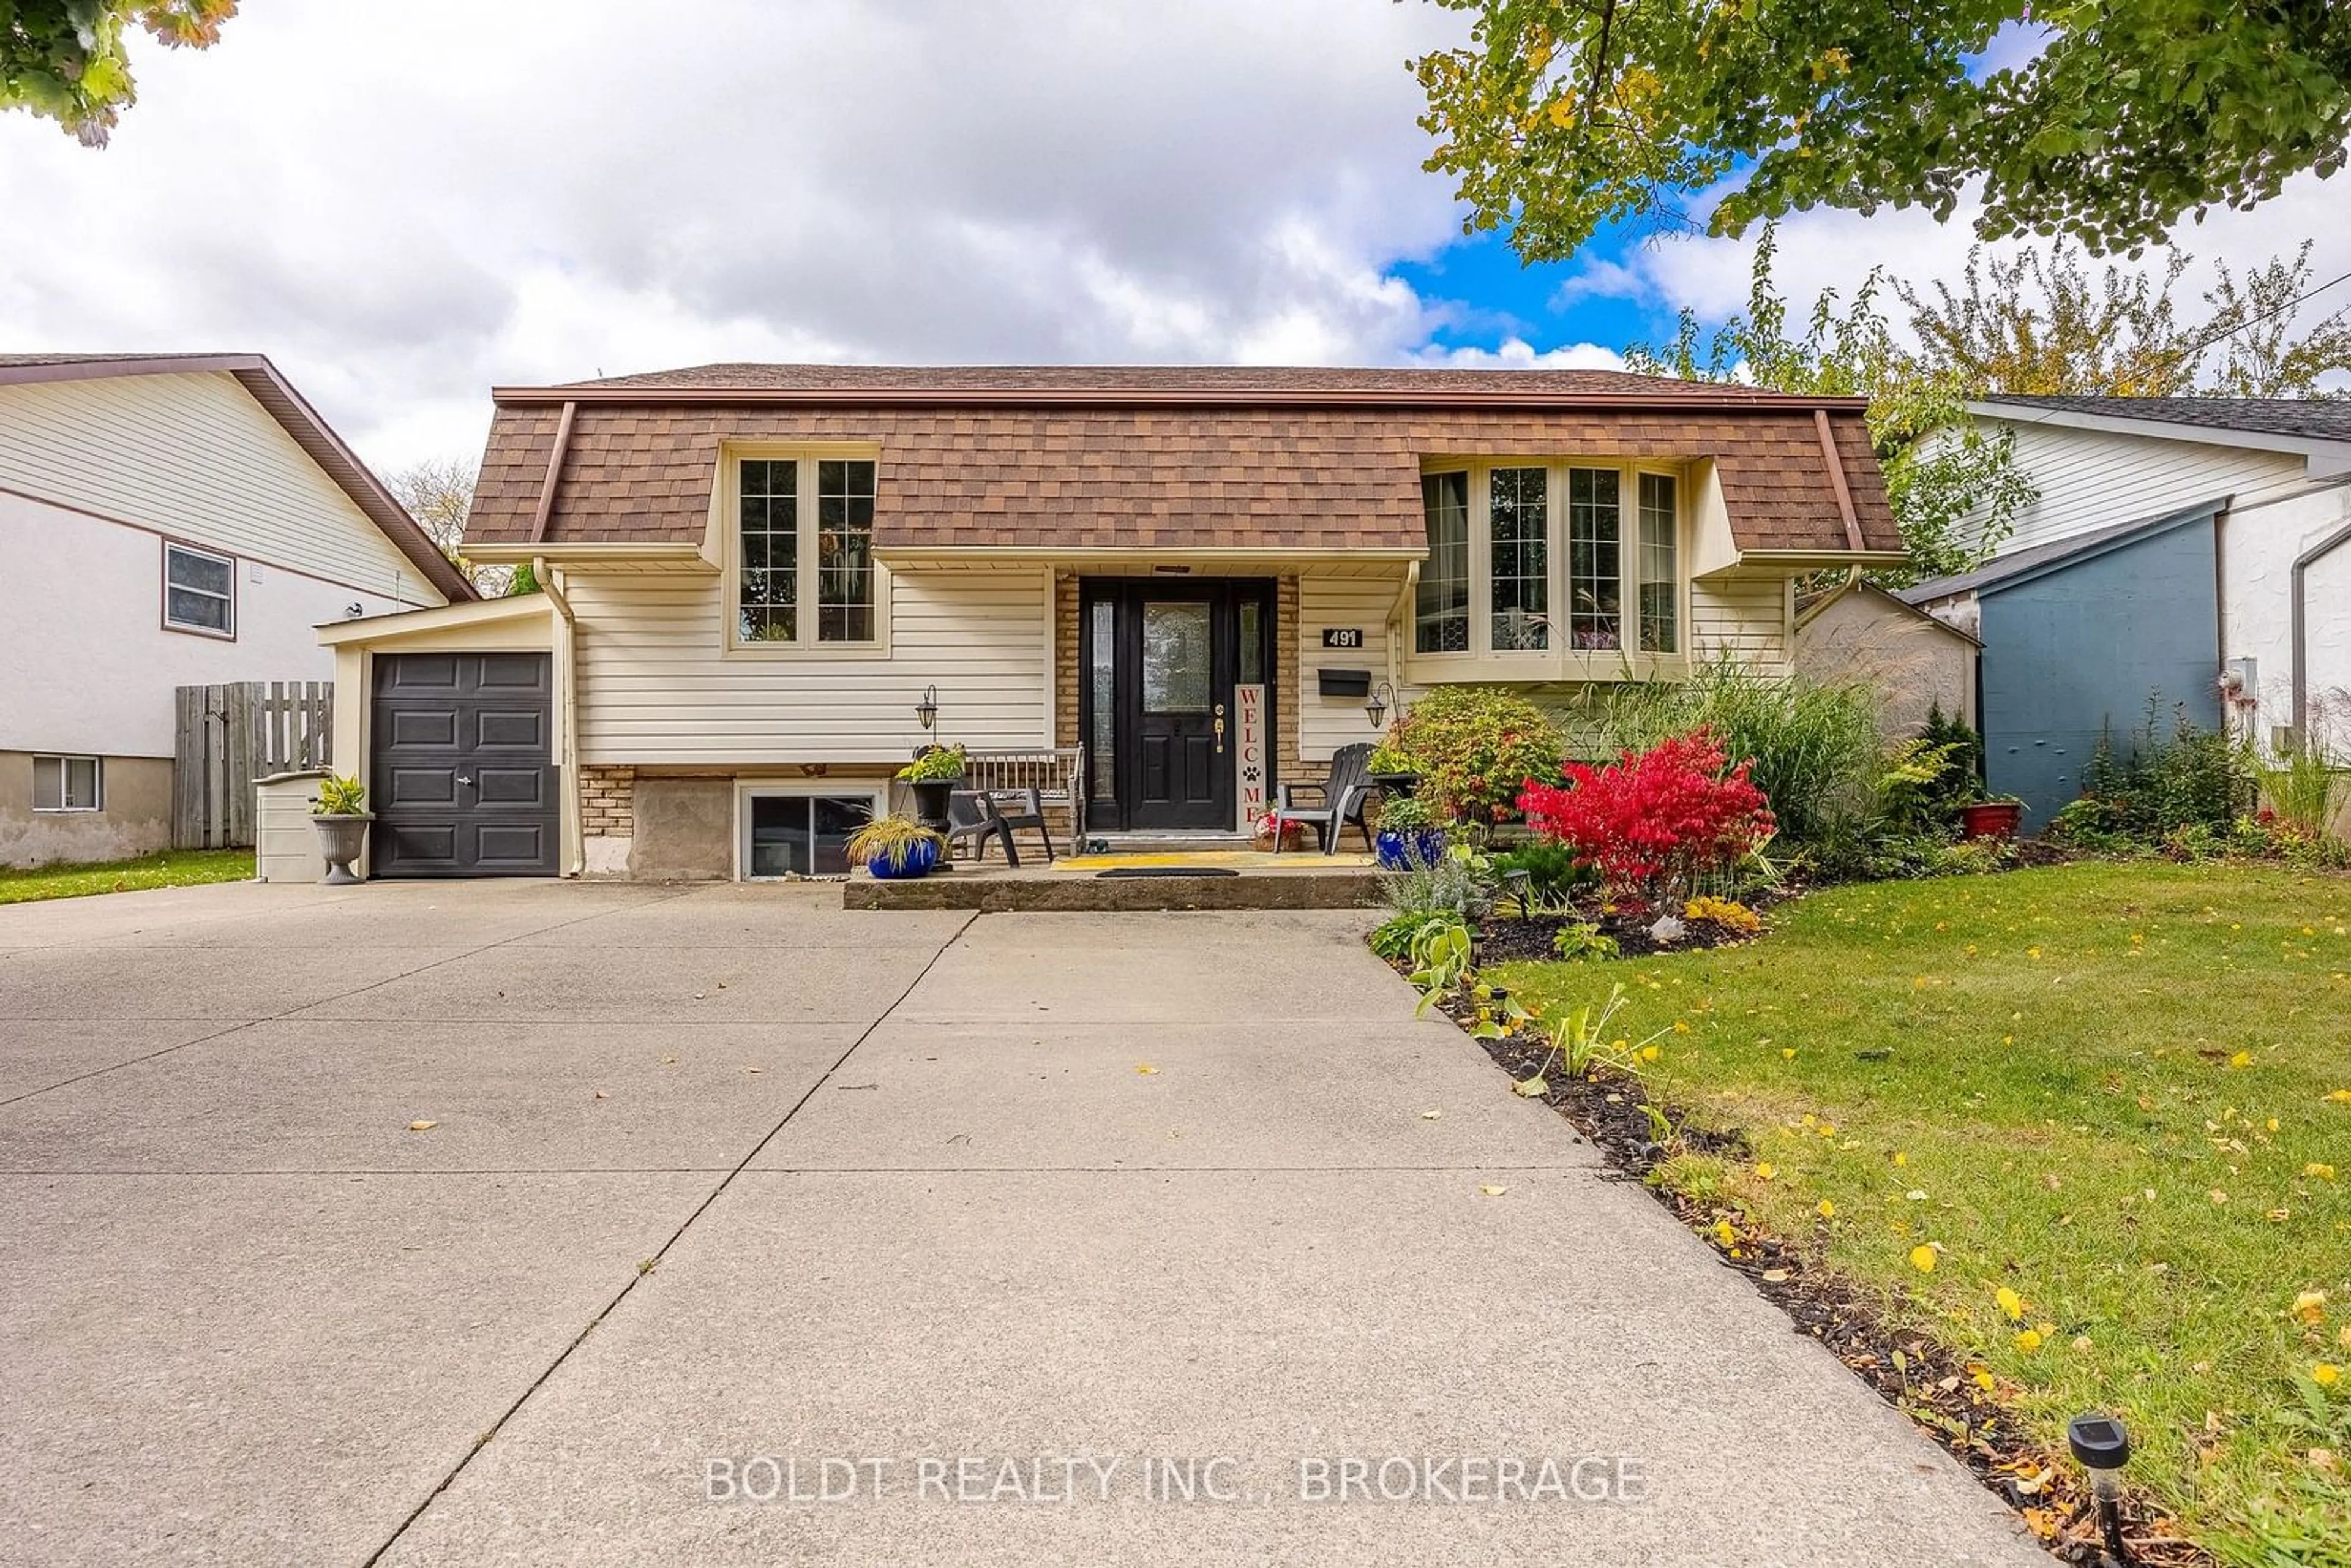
<box><xmin>1235</xmin><ymin>682</ymin><xmax>1267</xmax><ymax>831</ymax></box>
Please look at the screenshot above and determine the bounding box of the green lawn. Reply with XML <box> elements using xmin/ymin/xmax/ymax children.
<box><xmin>1493</xmin><ymin>862</ymin><xmax>2351</xmax><ymax>1567</ymax></box>
<box><xmin>0</xmin><ymin>848</ymin><xmax>255</xmax><ymax>905</ymax></box>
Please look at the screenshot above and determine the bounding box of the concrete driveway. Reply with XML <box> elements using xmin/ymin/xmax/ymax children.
<box><xmin>0</xmin><ymin>881</ymin><xmax>2045</xmax><ymax>1567</ymax></box>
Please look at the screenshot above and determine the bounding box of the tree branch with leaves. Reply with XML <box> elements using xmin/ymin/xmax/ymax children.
<box><xmin>1414</xmin><ymin>0</ymin><xmax>2351</xmax><ymax>257</ymax></box>
<box><xmin>2</xmin><ymin>1</ymin><xmax>236</xmax><ymax>145</ymax></box>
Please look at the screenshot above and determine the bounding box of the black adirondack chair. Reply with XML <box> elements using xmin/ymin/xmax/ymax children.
<box><xmin>972</xmin><ymin>786</ymin><xmax>1055</xmax><ymax>865</ymax></box>
<box><xmin>944</xmin><ymin>790</ymin><xmax>1021</xmax><ymax>868</ymax></box>
<box><xmin>1274</xmin><ymin>742</ymin><xmax>1374</xmax><ymax>855</ymax></box>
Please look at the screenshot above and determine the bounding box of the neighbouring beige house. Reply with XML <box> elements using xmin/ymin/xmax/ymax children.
<box><xmin>1793</xmin><ymin>575</ymin><xmax>1979</xmax><ymax>735</ymax></box>
<box><xmin>320</xmin><ymin>364</ymin><xmax>1903</xmax><ymax>880</ymax></box>
<box><xmin>0</xmin><ymin>353</ymin><xmax>473</xmax><ymax>868</ymax></box>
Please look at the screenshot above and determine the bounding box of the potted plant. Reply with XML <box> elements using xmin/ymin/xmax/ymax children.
<box><xmin>1960</xmin><ymin>793</ymin><xmax>2025</xmax><ymax>840</ymax></box>
<box><xmin>1367</xmin><ymin>735</ymin><xmax>1420</xmax><ymax>797</ymax></box>
<box><xmin>310</xmin><ymin>774</ymin><xmax>373</xmax><ymax>885</ymax></box>
<box><xmin>1251</xmin><ymin>808</ymin><xmax>1307</xmax><ymax>852</ymax></box>
<box><xmin>898</xmin><ymin>743</ymin><xmax>966</xmax><ymax>832</ymax></box>
<box><xmin>846</xmin><ymin>815</ymin><xmax>943</xmax><ymax>880</ymax></box>
<box><xmin>1372</xmin><ymin>794</ymin><xmax>1449</xmax><ymax>871</ymax></box>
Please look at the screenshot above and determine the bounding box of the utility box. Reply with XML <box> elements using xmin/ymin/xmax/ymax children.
<box><xmin>254</xmin><ymin>770</ymin><xmax>332</xmax><ymax>883</ymax></box>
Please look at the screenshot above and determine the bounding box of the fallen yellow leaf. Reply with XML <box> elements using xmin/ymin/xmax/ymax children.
<box><xmin>1997</xmin><ymin>1286</ymin><xmax>2024</xmax><ymax>1321</ymax></box>
<box><xmin>2293</xmin><ymin>1291</ymin><xmax>2328</xmax><ymax>1325</ymax></box>
<box><xmin>1817</xmin><ymin>1199</ymin><xmax>1836</xmax><ymax>1220</ymax></box>
<box><xmin>2230</xmin><ymin>1051</ymin><xmax>2252</xmax><ymax>1069</ymax></box>
<box><xmin>407</xmin><ymin>1120</ymin><xmax>438</xmax><ymax>1132</ymax></box>
<box><xmin>2307</xmin><ymin>1163</ymin><xmax>2338</xmax><ymax>1181</ymax></box>
<box><xmin>1754</xmin><ymin>1163</ymin><xmax>1777</xmax><ymax>1181</ymax></box>
<box><xmin>1910</xmin><ymin>1245</ymin><xmax>1938</xmax><ymax>1273</ymax></box>
<box><xmin>1420</xmin><ymin>1109</ymin><xmax>1443</xmax><ymax>1120</ymax></box>
<box><xmin>2314</xmin><ymin>1364</ymin><xmax>2341</xmax><ymax>1388</ymax></box>
<box><xmin>1478</xmin><ymin>1184</ymin><xmax>1507</xmax><ymax>1197</ymax></box>
<box><xmin>1136</xmin><ymin>1064</ymin><xmax>1158</xmax><ymax>1075</ymax></box>
<box><xmin>2014</xmin><ymin>1329</ymin><xmax>2044</xmax><ymax>1353</ymax></box>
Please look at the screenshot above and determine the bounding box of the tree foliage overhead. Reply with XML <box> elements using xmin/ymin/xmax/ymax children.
<box><xmin>386</xmin><ymin>457</ymin><xmax>531</xmax><ymax>598</ymax></box>
<box><xmin>1632</xmin><ymin>236</ymin><xmax>2351</xmax><ymax>583</ymax></box>
<box><xmin>1</xmin><ymin>0</ymin><xmax>235</xmax><ymax>146</ymax></box>
<box><xmin>1414</xmin><ymin>0</ymin><xmax>2351</xmax><ymax>257</ymax></box>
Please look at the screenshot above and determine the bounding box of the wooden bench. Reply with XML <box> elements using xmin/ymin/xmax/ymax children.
<box><xmin>959</xmin><ymin>746</ymin><xmax>1086</xmax><ymax>857</ymax></box>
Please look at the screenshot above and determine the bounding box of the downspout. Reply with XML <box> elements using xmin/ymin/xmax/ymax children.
<box><xmin>2291</xmin><ymin>500</ymin><xmax>2351</xmax><ymax>738</ymax></box>
<box><xmin>536</xmin><ymin>556</ymin><xmax>585</xmax><ymax>877</ymax></box>
<box><xmin>1387</xmin><ymin>560</ymin><xmax>1420</xmax><ymax>695</ymax></box>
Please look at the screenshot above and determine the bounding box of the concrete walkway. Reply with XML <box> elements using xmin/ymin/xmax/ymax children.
<box><xmin>0</xmin><ymin>881</ymin><xmax>2046</xmax><ymax>1567</ymax></box>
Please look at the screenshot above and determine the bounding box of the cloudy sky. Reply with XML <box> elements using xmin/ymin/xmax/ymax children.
<box><xmin>4</xmin><ymin>1</ymin><xmax>2345</xmax><ymax>479</ymax></box>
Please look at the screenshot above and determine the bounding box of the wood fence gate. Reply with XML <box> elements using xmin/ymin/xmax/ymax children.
<box><xmin>173</xmin><ymin>682</ymin><xmax>334</xmax><ymax>848</ymax></box>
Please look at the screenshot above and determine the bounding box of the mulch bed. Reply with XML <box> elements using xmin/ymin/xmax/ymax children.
<box><xmin>1395</xmin><ymin>934</ymin><xmax>2211</xmax><ymax>1568</ymax></box>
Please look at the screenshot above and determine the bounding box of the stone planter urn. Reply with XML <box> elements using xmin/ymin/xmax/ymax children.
<box><xmin>312</xmin><ymin>814</ymin><xmax>375</xmax><ymax>885</ymax></box>
<box><xmin>909</xmin><ymin>779</ymin><xmax>957</xmax><ymax>834</ymax></box>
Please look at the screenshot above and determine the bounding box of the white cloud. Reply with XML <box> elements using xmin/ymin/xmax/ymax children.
<box><xmin>0</xmin><ymin>0</ymin><xmax>1477</xmax><ymax>472</ymax></box>
<box><xmin>1580</xmin><ymin>170</ymin><xmax>2351</xmax><ymax>370</ymax></box>
<box><xmin>1414</xmin><ymin>339</ymin><xmax>1627</xmax><ymax>372</ymax></box>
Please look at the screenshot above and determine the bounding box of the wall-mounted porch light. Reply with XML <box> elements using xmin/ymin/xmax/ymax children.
<box><xmin>914</xmin><ymin>684</ymin><xmax>939</xmax><ymax>730</ymax></box>
<box><xmin>1366</xmin><ymin>680</ymin><xmax>1397</xmax><ymax>730</ymax></box>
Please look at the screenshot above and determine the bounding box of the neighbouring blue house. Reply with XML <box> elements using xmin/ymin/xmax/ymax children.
<box><xmin>1901</xmin><ymin>503</ymin><xmax>2224</xmax><ymax>827</ymax></box>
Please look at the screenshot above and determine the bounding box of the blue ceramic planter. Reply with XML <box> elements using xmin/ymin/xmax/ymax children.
<box><xmin>1374</xmin><ymin>828</ymin><xmax>1448</xmax><ymax>871</ymax></box>
<box><xmin>865</xmin><ymin>839</ymin><xmax>940</xmax><ymax>880</ymax></box>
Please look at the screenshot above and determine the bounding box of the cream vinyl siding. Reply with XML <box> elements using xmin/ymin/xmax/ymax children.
<box><xmin>1974</xmin><ymin>421</ymin><xmax>2304</xmax><ymax>555</ymax></box>
<box><xmin>1298</xmin><ymin>573</ymin><xmax>1398</xmax><ymax>762</ymax></box>
<box><xmin>568</xmin><ymin>567</ymin><xmax>1051</xmax><ymax>765</ymax></box>
<box><xmin>1689</xmin><ymin>576</ymin><xmax>1793</xmax><ymax>675</ymax></box>
<box><xmin>0</xmin><ymin>372</ymin><xmax>438</xmax><ymax>603</ymax></box>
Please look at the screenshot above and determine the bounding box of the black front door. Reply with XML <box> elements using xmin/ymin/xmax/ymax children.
<box><xmin>370</xmin><ymin>653</ymin><xmax>560</xmax><ymax>877</ymax></box>
<box><xmin>1082</xmin><ymin>580</ymin><xmax>1274</xmax><ymax>833</ymax></box>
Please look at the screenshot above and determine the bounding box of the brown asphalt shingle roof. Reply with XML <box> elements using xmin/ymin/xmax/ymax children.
<box><xmin>465</xmin><ymin>364</ymin><xmax>1899</xmax><ymax>556</ymax></box>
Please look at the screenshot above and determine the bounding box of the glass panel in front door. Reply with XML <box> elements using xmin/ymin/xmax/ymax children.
<box><xmin>1142</xmin><ymin>601</ymin><xmax>1213</xmax><ymax>712</ymax></box>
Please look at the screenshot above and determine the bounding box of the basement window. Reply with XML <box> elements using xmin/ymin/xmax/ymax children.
<box><xmin>34</xmin><ymin>756</ymin><xmax>103</xmax><ymax>812</ymax></box>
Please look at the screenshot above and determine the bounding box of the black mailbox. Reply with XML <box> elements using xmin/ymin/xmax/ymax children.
<box><xmin>1317</xmin><ymin>667</ymin><xmax>1372</xmax><ymax>699</ymax></box>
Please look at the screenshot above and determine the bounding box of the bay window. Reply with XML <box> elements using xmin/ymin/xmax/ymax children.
<box><xmin>1413</xmin><ymin>459</ymin><xmax>1684</xmax><ymax>668</ymax></box>
<box><xmin>735</xmin><ymin>454</ymin><xmax>879</xmax><ymax>648</ymax></box>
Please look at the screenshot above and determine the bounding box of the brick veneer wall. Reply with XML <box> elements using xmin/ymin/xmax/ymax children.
<box><xmin>580</xmin><ymin>764</ymin><xmax>635</xmax><ymax>838</ymax></box>
<box><xmin>1054</xmin><ymin>571</ymin><xmax>1079</xmax><ymax>748</ymax></box>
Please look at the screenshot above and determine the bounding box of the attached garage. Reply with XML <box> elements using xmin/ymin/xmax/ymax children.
<box><xmin>370</xmin><ymin>652</ymin><xmax>559</xmax><ymax>876</ymax></box>
<box><xmin>318</xmin><ymin>594</ymin><xmax>571</xmax><ymax>880</ymax></box>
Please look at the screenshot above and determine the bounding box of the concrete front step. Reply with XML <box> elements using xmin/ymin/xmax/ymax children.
<box><xmin>842</xmin><ymin>866</ymin><xmax>1387</xmax><ymax>912</ymax></box>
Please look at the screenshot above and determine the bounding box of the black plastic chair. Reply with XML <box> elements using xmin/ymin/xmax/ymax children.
<box><xmin>945</xmin><ymin>790</ymin><xmax>1021</xmax><ymax>868</ymax></box>
<box><xmin>1275</xmin><ymin>742</ymin><xmax>1374</xmax><ymax>855</ymax></box>
<box><xmin>978</xmin><ymin>786</ymin><xmax>1056</xmax><ymax>864</ymax></box>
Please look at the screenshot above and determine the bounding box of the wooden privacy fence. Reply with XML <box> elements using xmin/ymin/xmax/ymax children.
<box><xmin>174</xmin><ymin>682</ymin><xmax>334</xmax><ymax>849</ymax></box>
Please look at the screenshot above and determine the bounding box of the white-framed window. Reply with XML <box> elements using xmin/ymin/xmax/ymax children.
<box><xmin>33</xmin><ymin>755</ymin><xmax>103</xmax><ymax>813</ymax></box>
<box><xmin>732</xmin><ymin>454</ymin><xmax>880</xmax><ymax>648</ymax></box>
<box><xmin>162</xmin><ymin>541</ymin><xmax>235</xmax><ymax>637</ymax></box>
<box><xmin>737</xmin><ymin>783</ymin><xmax>888</xmax><ymax>879</ymax></box>
<box><xmin>1414</xmin><ymin>459</ymin><xmax>1684</xmax><ymax>666</ymax></box>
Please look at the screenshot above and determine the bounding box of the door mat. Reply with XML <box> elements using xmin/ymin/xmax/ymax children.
<box><xmin>1095</xmin><ymin>866</ymin><xmax>1242</xmax><ymax>879</ymax></box>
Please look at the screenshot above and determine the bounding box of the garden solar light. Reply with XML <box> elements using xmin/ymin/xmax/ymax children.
<box><xmin>2066</xmin><ymin>1412</ymin><xmax>2133</xmax><ymax>1567</ymax></box>
<box><xmin>1365</xmin><ymin>680</ymin><xmax>1395</xmax><ymax>730</ymax></box>
<box><xmin>913</xmin><ymin>684</ymin><xmax>939</xmax><ymax>730</ymax></box>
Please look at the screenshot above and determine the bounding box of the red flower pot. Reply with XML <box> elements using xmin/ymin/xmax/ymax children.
<box><xmin>1960</xmin><ymin>801</ymin><xmax>2023</xmax><ymax>840</ymax></box>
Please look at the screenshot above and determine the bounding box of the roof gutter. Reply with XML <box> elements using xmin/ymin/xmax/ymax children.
<box><xmin>489</xmin><ymin>384</ymin><xmax>1873</xmax><ymax>414</ymax></box>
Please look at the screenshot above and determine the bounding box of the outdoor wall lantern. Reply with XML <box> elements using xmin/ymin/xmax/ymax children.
<box><xmin>914</xmin><ymin>685</ymin><xmax>939</xmax><ymax>731</ymax></box>
<box><xmin>1365</xmin><ymin>680</ymin><xmax>1397</xmax><ymax>730</ymax></box>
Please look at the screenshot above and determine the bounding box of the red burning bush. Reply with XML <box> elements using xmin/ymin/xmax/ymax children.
<box><xmin>1517</xmin><ymin>729</ymin><xmax>1775</xmax><ymax>903</ymax></box>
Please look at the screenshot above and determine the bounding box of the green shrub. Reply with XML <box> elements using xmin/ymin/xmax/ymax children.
<box><xmin>1381</xmin><ymin>686</ymin><xmax>1563</xmax><ymax>825</ymax></box>
<box><xmin>1914</xmin><ymin>701</ymin><xmax>1984</xmax><ymax>823</ymax></box>
<box><xmin>2064</xmin><ymin>699</ymin><xmax>2255</xmax><ymax>844</ymax></box>
<box><xmin>1551</xmin><ymin>922</ymin><xmax>1620</xmax><ymax>962</ymax></box>
<box><xmin>1379</xmin><ymin>846</ymin><xmax>1493</xmax><ymax>920</ymax></box>
<box><xmin>2254</xmin><ymin>734</ymin><xmax>2348</xmax><ymax>838</ymax></box>
<box><xmin>1579</xmin><ymin>653</ymin><xmax>1883</xmax><ymax>846</ymax></box>
<box><xmin>1487</xmin><ymin>841</ymin><xmax>1594</xmax><ymax>902</ymax></box>
<box><xmin>1368</xmin><ymin>910</ymin><xmax>1427</xmax><ymax>959</ymax></box>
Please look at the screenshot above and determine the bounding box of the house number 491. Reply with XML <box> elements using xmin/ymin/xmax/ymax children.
<box><xmin>1321</xmin><ymin>628</ymin><xmax>1363</xmax><ymax>648</ymax></box>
